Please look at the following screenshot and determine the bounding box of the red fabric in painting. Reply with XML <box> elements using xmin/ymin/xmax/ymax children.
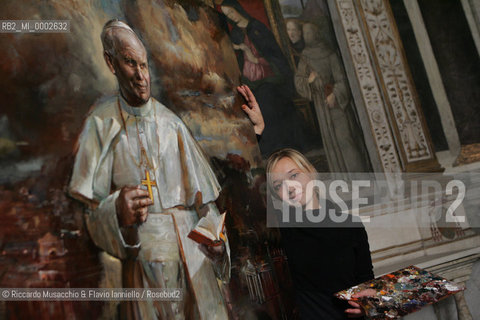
<box><xmin>242</xmin><ymin>34</ymin><xmax>274</xmax><ymax>81</ymax></box>
<box><xmin>237</xmin><ymin>0</ymin><xmax>271</xmax><ymax>29</ymax></box>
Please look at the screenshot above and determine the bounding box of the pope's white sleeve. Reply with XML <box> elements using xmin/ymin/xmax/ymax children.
<box><xmin>85</xmin><ymin>190</ymin><xmax>141</xmax><ymax>260</ymax></box>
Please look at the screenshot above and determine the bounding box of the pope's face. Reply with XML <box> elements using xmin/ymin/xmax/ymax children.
<box><xmin>286</xmin><ymin>21</ymin><xmax>302</xmax><ymax>44</ymax></box>
<box><xmin>270</xmin><ymin>157</ymin><xmax>313</xmax><ymax>207</ymax></box>
<box><xmin>109</xmin><ymin>31</ymin><xmax>150</xmax><ymax>106</ymax></box>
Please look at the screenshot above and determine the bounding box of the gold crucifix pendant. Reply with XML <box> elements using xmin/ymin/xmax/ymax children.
<box><xmin>141</xmin><ymin>169</ymin><xmax>157</xmax><ymax>204</ymax></box>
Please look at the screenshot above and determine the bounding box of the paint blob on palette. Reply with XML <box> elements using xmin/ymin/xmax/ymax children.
<box><xmin>335</xmin><ymin>265</ymin><xmax>464</xmax><ymax>319</ymax></box>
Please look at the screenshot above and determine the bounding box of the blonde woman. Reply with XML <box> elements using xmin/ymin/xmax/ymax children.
<box><xmin>266</xmin><ymin>148</ymin><xmax>374</xmax><ymax>320</ymax></box>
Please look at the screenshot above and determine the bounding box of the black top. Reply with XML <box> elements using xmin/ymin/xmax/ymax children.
<box><xmin>279</xmin><ymin>201</ymin><xmax>374</xmax><ymax>319</ymax></box>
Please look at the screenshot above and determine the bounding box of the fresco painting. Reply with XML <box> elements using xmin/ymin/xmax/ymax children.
<box><xmin>216</xmin><ymin>0</ymin><xmax>323</xmax><ymax>161</ymax></box>
<box><xmin>277</xmin><ymin>0</ymin><xmax>371</xmax><ymax>173</ymax></box>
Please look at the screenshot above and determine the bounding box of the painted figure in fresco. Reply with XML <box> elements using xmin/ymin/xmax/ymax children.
<box><xmin>266</xmin><ymin>148</ymin><xmax>374</xmax><ymax>319</ymax></box>
<box><xmin>69</xmin><ymin>20</ymin><xmax>230</xmax><ymax>320</ymax></box>
<box><xmin>295</xmin><ymin>22</ymin><xmax>369</xmax><ymax>174</ymax></box>
<box><xmin>286</xmin><ymin>19</ymin><xmax>305</xmax><ymax>66</ymax></box>
<box><xmin>220</xmin><ymin>0</ymin><xmax>311</xmax><ymax>157</ymax></box>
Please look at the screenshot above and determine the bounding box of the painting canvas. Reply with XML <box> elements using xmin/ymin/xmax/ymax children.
<box><xmin>0</xmin><ymin>0</ymin><xmax>294</xmax><ymax>319</ymax></box>
<box><xmin>335</xmin><ymin>265</ymin><xmax>465</xmax><ymax>319</ymax></box>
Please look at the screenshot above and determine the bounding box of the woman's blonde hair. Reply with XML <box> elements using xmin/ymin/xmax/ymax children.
<box><xmin>265</xmin><ymin>148</ymin><xmax>316</xmax><ymax>195</ymax></box>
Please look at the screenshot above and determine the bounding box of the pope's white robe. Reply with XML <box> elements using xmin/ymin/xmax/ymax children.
<box><xmin>69</xmin><ymin>95</ymin><xmax>230</xmax><ymax>320</ymax></box>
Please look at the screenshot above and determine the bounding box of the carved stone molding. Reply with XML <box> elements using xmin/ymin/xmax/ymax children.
<box><xmin>333</xmin><ymin>0</ymin><xmax>402</xmax><ymax>175</ymax></box>
<box><xmin>356</xmin><ymin>0</ymin><xmax>442</xmax><ymax>172</ymax></box>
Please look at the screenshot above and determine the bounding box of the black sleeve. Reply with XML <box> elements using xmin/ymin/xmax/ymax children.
<box><xmin>353</xmin><ymin>226</ymin><xmax>374</xmax><ymax>284</ymax></box>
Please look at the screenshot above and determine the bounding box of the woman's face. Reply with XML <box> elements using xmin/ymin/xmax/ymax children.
<box><xmin>270</xmin><ymin>157</ymin><xmax>313</xmax><ymax>207</ymax></box>
<box><xmin>221</xmin><ymin>6</ymin><xmax>244</xmax><ymax>25</ymax></box>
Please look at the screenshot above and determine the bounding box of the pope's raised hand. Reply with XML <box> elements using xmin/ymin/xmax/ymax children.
<box><xmin>116</xmin><ymin>185</ymin><xmax>153</xmax><ymax>227</ymax></box>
